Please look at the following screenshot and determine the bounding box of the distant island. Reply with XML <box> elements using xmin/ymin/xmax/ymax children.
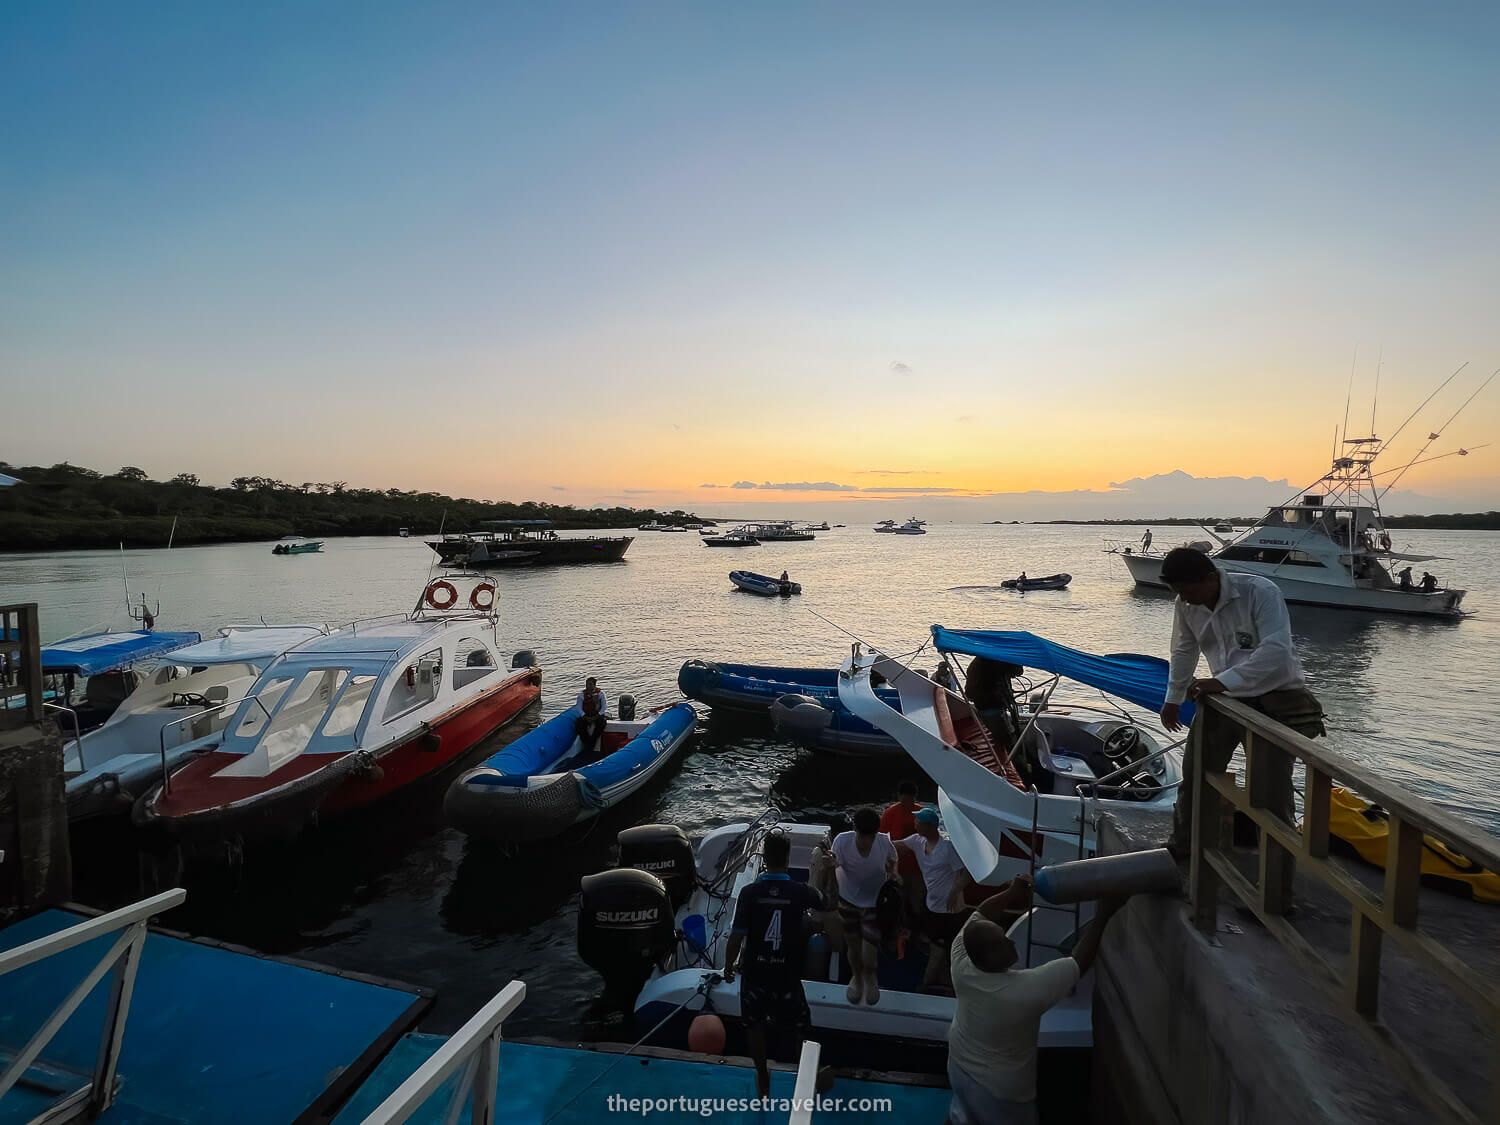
<box><xmin>0</xmin><ymin>462</ymin><xmax>713</xmax><ymax>551</ymax></box>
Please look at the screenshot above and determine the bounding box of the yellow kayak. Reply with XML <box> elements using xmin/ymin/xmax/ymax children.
<box><xmin>1327</xmin><ymin>786</ymin><xmax>1500</xmax><ymax>904</ymax></box>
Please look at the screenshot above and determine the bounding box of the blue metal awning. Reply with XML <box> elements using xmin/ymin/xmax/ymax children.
<box><xmin>39</xmin><ymin>630</ymin><xmax>202</xmax><ymax>675</ymax></box>
<box><xmin>932</xmin><ymin>625</ymin><xmax>1194</xmax><ymax>722</ymax></box>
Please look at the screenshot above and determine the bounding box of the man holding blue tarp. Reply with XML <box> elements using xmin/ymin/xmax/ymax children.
<box><xmin>1156</xmin><ymin>548</ymin><xmax>1325</xmax><ymax>907</ymax></box>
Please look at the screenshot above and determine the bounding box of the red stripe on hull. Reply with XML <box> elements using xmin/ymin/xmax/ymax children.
<box><xmin>322</xmin><ymin>670</ymin><xmax>540</xmax><ymax>815</ymax></box>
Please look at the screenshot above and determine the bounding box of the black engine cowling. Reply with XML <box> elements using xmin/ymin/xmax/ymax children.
<box><xmin>617</xmin><ymin>823</ymin><xmax>695</xmax><ymax>908</ymax></box>
<box><xmin>578</xmin><ymin>868</ymin><xmax>675</xmax><ymax>991</ymax></box>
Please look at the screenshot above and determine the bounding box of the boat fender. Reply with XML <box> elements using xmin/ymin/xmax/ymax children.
<box><xmin>420</xmin><ymin>732</ymin><xmax>442</xmax><ymax>754</ymax></box>
<box><xmin>511</xmin><ymin>649</ymin><xmax>537</xmax><ymax>670</ymax></box>
<box><xmin>426</xmin><ymin>580</ymin><xmax>459</xmax><ymax>610</ymax></box>
<box><xmin>1034</xmin><ymin>849</ymin><xmax>1181</xmax><ymax>904</ymax></box>
<box><xmin>470</xmin><ymin>584</ymin><xmax>496</xmax><ymax>611</ymax></box>
<box><xmin>618</xmin><ymin>694</ymin><xmax>636</xmax><ymax>721</ymax></box>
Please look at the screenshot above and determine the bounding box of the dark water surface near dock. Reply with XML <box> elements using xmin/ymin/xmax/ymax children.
<box><xmin>6</xmin><ymin>524</ymin><xmax>1499</xmax><ymax>1038</ymax></box>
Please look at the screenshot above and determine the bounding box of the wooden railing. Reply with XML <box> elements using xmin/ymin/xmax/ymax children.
<box><xmin>1</xmin><ymin>603</ymin><xmax>43</xmax><ymax>724</ymax></box>
<box><xmin>1187</xmin><ymin>694</ymin><xmax>1500</xmax><ymax>1124</ymax></box>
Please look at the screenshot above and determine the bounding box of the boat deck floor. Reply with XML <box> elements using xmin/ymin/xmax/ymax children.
<box><xmin>0</xmin><ymin>908</ymin><xmax>428</xmax><ymax>1125</ymax></box>
<box><xmin>333</xmin><ymin>1036</ymin><xmax>952</xmax><ymax>1123</ymax></box>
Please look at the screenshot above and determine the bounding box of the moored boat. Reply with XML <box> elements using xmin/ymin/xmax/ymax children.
<box><xmin>676</xmin><ymin>659</ymin><xmax>903</xmax><ymax>755</ymax></box>
<box><xmin>445</xmin><ymin>695</ymin><xmax>696</xmax><ymax>842</ymax></box>
<box><xmin>702</xmin><ymin>530</ymin><xmax>759</xmax><ymax>547</ymax></box>
<box><xmin>729</xmin><ymin>570</ymin><xmax>800</xmax><ymax>596</ymax></box>
<box><xmin>272</xmin><ymin>537</ymin><xmax>324</xmax><ymax>555</ymax></box>
<box><xmin>132</xmin><ymin>574</ymin><xmax>542</xmax><ymax>845</ymax></box>
<box><xmin>437</xmin><ymin>521</ymin><xmax>632</xmax><ymax>567</ymax></box>
<box><xmin>1000</xmin><ymin>573</ymin><xmax>1073</xmax><ymax>591</ymax></box>
<box><xmin>25</xmin><ymin>627</ymin><xmax>202</xmax><ymax>734</ymax></box>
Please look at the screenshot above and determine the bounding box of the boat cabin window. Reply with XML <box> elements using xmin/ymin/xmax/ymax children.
<box><xmin>453</xmin><ymin>638</ymin><xmax>497</xmax><ymax>690</ymax></box>
<box><xmin>321</xmin><ymin>675</ymin><xmax>378</xmax><ymax>738</ymax></box>
<box><xmin>1219</xmin><ymin>545</ymin><xmax>1326</xmax><ymax>568</ymax></box>
<box><xmin>1282</xmin><ymin>509</ymin><xmax>1304</xmax><ymax>525</ymax></box>
<box><xmin>234</xmin><ymin>676</ymin><xmax>296</xmax><ymax>739</ymax></box>
<box><xmin>383</xmin><ymin>648</ymin><xmax>443</xmax><ymax>720</ymax></box>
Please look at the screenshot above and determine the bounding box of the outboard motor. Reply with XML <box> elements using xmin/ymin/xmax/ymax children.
<box><xmin>578</xmin><ymin>868</ymin><xmax>675</xmax><ymax>993</ymax></box>
<box><xmin>510</xmin><ymin>649</ymin><xmax>537</xmax><ymax>670</ymax></box>
<box><xmin>618</xmin><ymin>824</ymin><xmax>695</xmax><ymax>908</ymax></box>
<box><xmin>769</xmin><ymin>693</ymin><xmax>832</xmax><ymax>750</ymax></box>
<box><xmin>617</xmin><ymin>694</ymin><xmax>636</xmax><ymax>721</ymax></box>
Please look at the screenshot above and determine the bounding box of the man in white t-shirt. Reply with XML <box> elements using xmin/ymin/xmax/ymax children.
<box><xmin>829</xmin><ymin>806</ymin><xmax>897</xmax><ymax>1005</ymax></box>
<box><xmin>895</xmin><ymin>806</ymin><xmax>971</xmax><ymax>989</ymax></box>
<box><xmin>947</xmin><ymin>878</ymin><xmax>1122</xmax><ymax>1124</ymax></box>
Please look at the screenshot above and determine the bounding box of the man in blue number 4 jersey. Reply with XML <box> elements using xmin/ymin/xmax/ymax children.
<box><xmin>723</xmin><ymin>831</ymin><xmax>830</xmax><ymax>1098</ymax></box>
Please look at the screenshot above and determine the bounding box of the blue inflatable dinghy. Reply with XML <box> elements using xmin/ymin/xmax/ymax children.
<box><xmin>445</xmin><ymin>700</ymin><xmax>697</xmax><ymax>841</ymax></box>
<box><xmin>677</xmin><ymin>659</ymin><xmax>905</xmax><ymax>756</ymax></box>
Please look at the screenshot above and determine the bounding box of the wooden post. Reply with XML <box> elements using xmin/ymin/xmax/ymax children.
<box><xmin>1347</xmin><ymin>910</ymin><xmax>1382</xmax><ymax>1017</ymax></box>
<box><xmin>1189</xmin><ymin>715</ymin><xmax>1221</xmax><ymax>932</ymax></box>
<box><xmin>1303</xmin><ymin>767</ymin><xmax>1332</xmax><ymax>860</ymax></box>
<box><xmin>1384</xmin><ymin>814</ymin><xmax>1422</xmax><ymax>929</ymax></box>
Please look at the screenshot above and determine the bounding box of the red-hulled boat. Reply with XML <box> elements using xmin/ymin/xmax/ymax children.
<box><xmin>133</xmin><ymin>574</ymin><xmax>542</xmax><ymax>843</ymax></box>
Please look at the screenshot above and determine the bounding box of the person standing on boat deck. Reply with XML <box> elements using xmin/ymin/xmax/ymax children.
<box><xmin>880</xmin><ymin>781</ymin><xmax>924</xmax><ymax>920</ymax></box>
<box><xmin>947</xmin><ymin>880</ymin><xmax>1121</xmax><ymax>1125</ymax></box>
<box><xmin>1398</xmin><ymin>566</ymin><xmax>1415</xmax><ymax>590</ymax></box>
<box><xmin>831</xmin><ymin>808</ymin><xmax>898</xmax><ymax>1006</ymax></box>
<box><xmin>573</xmin><ymin>677</ymin><xmax>609</xmax><ymax>763</ymax></box>
<box><xmin>1157</xmin><ymin>548</ymin><xmax>1324</xmax><ymax>909</ymax></box>
<box><xmin>1421</xmin><ymin>571</ymin><xmax>1438</xmax><ymax>592</ymax></box>
<box><xmin>1141</xmin><ymin>528</ymin><xmax>1153</xmax><ymax>551</ymax></box>
<box><xmin>896</xmin><ymin>807</ymin><xmax>972</xmax><ymax>990</ymax></box>
<box><xmin>723</xmin><ymin>832</ymin><xmax>830</xmax><ymax>1099</ymax></box>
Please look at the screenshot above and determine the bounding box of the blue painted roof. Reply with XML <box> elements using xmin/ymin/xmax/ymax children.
<box><xmin>333</xmin><ymin>1035</ymin><xmax>950</xmax><ymax>1123</ymax></box>
<box><xmin>932</xmin><ymin>625</ymin><xmax>1195</xmax><ymax>723</ymax></box>
<box><xmin>0</xmin><ymin>908</ymin><xmax>425</xmax><ymax>1125</ymax></box>
<box><xmin>39</xmin><ymin>630</ymin><xmax>202</xmax><ymax>675</ymax></box>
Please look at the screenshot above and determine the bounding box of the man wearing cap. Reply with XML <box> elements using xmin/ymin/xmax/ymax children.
<box><xmin>896</xmin><ymin>806</ymin><xmax>971</xmax><ymax>990</ymax></box>
<box><xmin>1156</xmin><ymin>547</ymin><xmax>1324</xmax><ymax>907</ymax></box>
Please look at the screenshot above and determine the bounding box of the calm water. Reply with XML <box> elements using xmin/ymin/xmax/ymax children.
<box><xmin>5</xmin><ymin>524</ymin><xmax>1498</xmax><ymax>1035</ymax></box>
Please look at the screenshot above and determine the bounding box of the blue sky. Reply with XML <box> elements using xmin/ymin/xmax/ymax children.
<box><xmin>3</xmin><ymin>2</ymin><xmax>1497</xmax><ymax>515</ymax></box>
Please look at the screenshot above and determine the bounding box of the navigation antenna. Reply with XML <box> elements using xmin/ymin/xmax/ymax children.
<box><xmin>1340</xmin><ymin>347</ymin><xmax>1358</xmax><ymax>449</ymax></box>
<box><xmin>1370</xmin><ymin>346</ymin><xmax>1383</xmax><ymax>441</ymax></box>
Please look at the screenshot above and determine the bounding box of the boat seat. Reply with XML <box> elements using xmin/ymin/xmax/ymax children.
<box><xmin>203</xmin><ymin>685</ymin><xmax>230</xmax><ymax>706</ymax></box>
<box><xmin>932</xmin><ymin>685</ymin><xmax>1026</xmax><ymax>791</ymax></box>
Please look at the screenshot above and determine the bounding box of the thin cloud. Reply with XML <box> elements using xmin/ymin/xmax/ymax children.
<box><xmin>621</xmin><ymin>488</ymin><xmax>655</xmax><ymax>495</ymax></box>
<box><xmin>890</xmin><ymin>362</ymin><xmax>913</xmax><ymax>375</ymax></box>
<box><xmin>731</xmin><ymin>480</ymin><xmax>860</xmax><ymax>492</ymax></box>
<box><xmin>956</xmin><ymin>415</ymin><xmax>976</xmax><ymax>424</ymax></box>
<box><xmin>551</xmin><ymin>485</ymin><xmax>568</xmax><ymax>491</ymax></box>
<box><xmin>858</xmin><ymin>469</ymin><xmax>940</xmax><ymax>476</ymax></box>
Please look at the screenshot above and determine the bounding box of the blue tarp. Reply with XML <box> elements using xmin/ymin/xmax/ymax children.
<box><xmin>931</xmin><ymin>625</ymin><xmax>1194</xmax><ymax>723</ymax></box>
<box><xmin>39</xmin><ymin>630</ymin><xmax>202</xmax><ymax>675</ymax></box>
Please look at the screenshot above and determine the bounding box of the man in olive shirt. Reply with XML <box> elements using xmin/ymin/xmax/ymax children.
<box><xmin>947</xmin><ymin>877</ymin><xmax>1121</xmax><ymax>1124</ymax></box>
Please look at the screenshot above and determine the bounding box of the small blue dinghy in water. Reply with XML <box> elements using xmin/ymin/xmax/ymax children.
<box><xmin>444</xmin><ymin>699</ymin><xmax>697</xmax><ymax>841</ymax></box>
<box><xmin>730</xmin><ymin>571</ymin><xmax>801</xmax><ymax>596</ymax></box>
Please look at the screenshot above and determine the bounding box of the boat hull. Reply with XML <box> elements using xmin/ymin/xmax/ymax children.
<box><xmin>461</xmin><ymin>538</ymin><xmax>632</xmax><ymax>567</ymax></box>
<box><xmin>729</xmin><ymin>571</ymin><xmax>800</xmax><ymax>596</ymax></box>
<box><xmin>1001</xmin><ymin>573</ymin><xmax>1072</xmax><ymax>590</ymax></box>
<box><xmin>136</xmin><ymin>668</ymin><xmax>542</xmax><ymax>843</ymax></box>
<box><xmin>1119</xmin><ymin>552</ymin><xmax>1466</xmax><ymax>618</ymax></box>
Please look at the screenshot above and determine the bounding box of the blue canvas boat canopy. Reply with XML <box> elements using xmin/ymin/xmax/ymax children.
<box><xmin>40</xmin><ymin>630</ymin><xmax>202</xmax><ymax>675</ymax></box>
<box><xmin>931</xmin><ymin>625</ymin><xmax>1194</xmax><ymax>722</ymax></box>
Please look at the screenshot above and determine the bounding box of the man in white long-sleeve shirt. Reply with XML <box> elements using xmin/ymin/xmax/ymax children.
<box><xmin>1156</xmin><ymin>548</ymin><xmax>1324</xmax><ymax>900</ymax></box>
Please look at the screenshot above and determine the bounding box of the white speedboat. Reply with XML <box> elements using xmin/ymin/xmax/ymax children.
<box><xmin>743</xmin><ymin>521</ymin><xmax>815</xmax><ymax>542</ymax></box>
<box><xmin>873</xmin><ymin>520</ymin><xmax>897</xmax><ymax>533</ymax></box>
<box><xmin>892</xmin><ymin>518</ymin><xmax>926</xmax><ymax>535</ymax></box>
<box><xmin>62</xmin><ymin>624</ymin><xmax>332</xmax><ymax>822</ymax></box>
<box><xmin>1106</xmin><ymin>437</ymin><xmax>1467</xmax><ymax>618</ymax></box>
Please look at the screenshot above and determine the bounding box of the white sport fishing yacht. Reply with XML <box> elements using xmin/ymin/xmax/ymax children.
<box><xmin>1107</xmin><ymin>436</ymin><xmax>1467</xmax><ymax>618</ymax></box>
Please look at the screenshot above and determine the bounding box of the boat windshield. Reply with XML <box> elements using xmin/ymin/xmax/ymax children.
<box><xmin>227</xmin><ymin>666</ymin><xmax>379</xmax><ymax>772</ymax></box>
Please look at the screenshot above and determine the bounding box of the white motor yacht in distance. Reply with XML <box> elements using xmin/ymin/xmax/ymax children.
<box><xmin>1107</xmin><ymin>437</ymin><xmax>1467</xmax><ymax>618</ymax></box>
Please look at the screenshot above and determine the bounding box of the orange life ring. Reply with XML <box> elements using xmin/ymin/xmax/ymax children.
<box><xmin>470</xmin><ymin>584</ymin><xmax>496</xmax><ymax>611</ymax></box>
<box><xmin>426</xmin><ymin>580</ymin><xmax>459</xmax><ymax>610</ymax></box>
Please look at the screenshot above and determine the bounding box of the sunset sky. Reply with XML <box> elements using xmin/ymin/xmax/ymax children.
<box><xmin>4</xmin><ymin>2</ymin><xmax>1497</xmax><ymax>517</ymax></box>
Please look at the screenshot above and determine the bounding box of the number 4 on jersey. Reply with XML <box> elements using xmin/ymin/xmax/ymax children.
<box><xmin>764</xmin><ymin>909</ymin><xmax>783</xmax><ymax>950</ymax></box>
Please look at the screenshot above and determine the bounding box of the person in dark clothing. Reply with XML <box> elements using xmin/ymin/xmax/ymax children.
<box><xmin>572</xmin><ymin>677</ymin><xmax>608</xmax><ymax>763</ymax></box>
<box><xmin>1421</xmin><ymin>572</ymin><xmax>1439</xmax><ymax>592</ymax></box>
<box><xmin>724</xmin><ymin>832</ymin><xmax>829</xmax><ymax>1097</ymax></box>
<box><xmin>1398</xmin><ymin>566</ymin><xmax>1415</xmax><ymax>591</ymax></box>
